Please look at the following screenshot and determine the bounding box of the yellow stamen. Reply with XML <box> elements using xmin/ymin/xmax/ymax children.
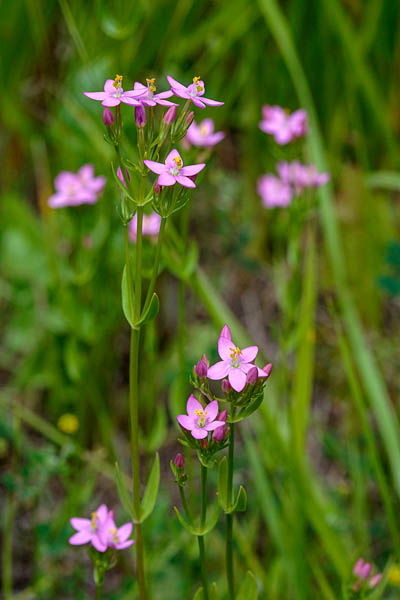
<box><xmin>173</xmin><ymin>156</ymin><xmax>183</xmax><ymax>169</ymax></box>
<box><xmin>91</xmin><ymin>512</ymin><xmax>98</xmax><ymax>529</ymax></box>
<box><xmin>193</xmin><ymin>75</ymin><xmax>203</xmax><ymax>92</ymax></box>
<box><xmin>230</xmin><ymin>346</ymin><xmax>241</xmax><ymax>360</ymax></box>
<box><xmin>113</xmin><ymin>74</ymin><xmax>123</xmax><ymax>89</ymax></box>
<box><xmin>146</xmin><ymin>77</ymin><xmax>156</xmax><ymax>92</ymax></box>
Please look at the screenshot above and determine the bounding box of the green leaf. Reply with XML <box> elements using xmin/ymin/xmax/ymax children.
<box><xmin>193</xmin><ymin>587</ymin><xmax>205</xmax><ymax>600</ymax></box>
<box><xmin>114</xmin><ymin>463</ymin><xmax>135</xmax><ymax>520</ymax></box>
<box><xmin>365</xmin><ymin>171</ymin><xmax>400</xmax><ymax>191</ymax></box>
<box><xmin>135</xmin><ymin>293</ymin><xmax>159</xmax><ymax>327</ymax></box>
<box><xmin>230</xmin><ymin>394</ymin><xmax>264</xmax><ymax>423</ymax></box>
<box><xmin>217</xmin><ymin>456</ymin><xmax>228</xmax><ymax>510</ymax></box>
<box><xmin>228</xmin><ymin>485</ymin><xmax>247</xmax><ymax>513</ymax></box>
<box><xmin>210</xmin><ymin>583</ymin><xmax>218</xmax><ymax>600</ymax></box>
<box><xmin>121</xmin><ymin>265</ymin><xmax>136</xmax><ymax>329</ymax></box>
<box><xmin>197</xmin><ymin>502</ymin><xmax>221</xmax><ymax>536</ymax></box>
<box><xmin>236</xmin><ymin>571</ymin><xmax>258</xmax><ymax>600</ymax></box>
<box><xmin>140</xmin><ymin>452</ymin><xmax>160</xmax><ymax>522</ymax></box>
<box><xmin>174</xmin><ymin>506</ymin><xmax>198</xmax><ymax>535</ymax></box>
<box><xmin>111</xmin><ymin>161</ymin><xmax>137</xmax><ymax>204</ymax></box>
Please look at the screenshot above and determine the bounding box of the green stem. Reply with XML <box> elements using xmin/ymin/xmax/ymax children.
<box><xmin>125</xmin><ymin>207</ymin><xmax>147</xmax><ymax>600</ymax></box>
<box><xmin>226</xmin><ymin>407</ymin><xmax>236</xmax><ymax>600</ymax></box>
<box><xmin>178</xmin><ymin>485</ymin><xmax>193</xmax><ymax>523</ymax></box>
<box><xmin>96</xmin><ymin>582</ymin><xmax>103</xmax><ymax>600</ymax></box>
<box><xmin>142</xmin><ymin>217</ymin><xmax>167</xmax><ymax>314</ymax></box>
<box><xmin>198</xmin><ymin>465</ymin><xmax>209</xmax><ymax>600</ymax></box>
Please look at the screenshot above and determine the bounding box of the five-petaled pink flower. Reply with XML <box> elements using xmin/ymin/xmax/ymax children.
<box><xmin>277</xmin><ymin>161</ymin><xmax>330</xmax><ymax>193</ymax></box>
<box><xmin>144</xmin><ymin>149</ymin><xmax>205</xmax><ymax>188</ymax></box>
<box><xmin>259</xmin><ymin>105</ymin><xmax>307</xmax><ymax>145</ymax></box>
<box><xmin>208</xmin><ymin>325</ymin><xmax>268</xmax><ymax>392</ymax></box>
<box><xmin>185</xmin><ymin>119</ymin><xmax>225</xmax><ymax>148</ymax></box>
<box><xmin>69</xmin><ymin>504</ymin><xmax>109</xmax><ymax>552</ymax></box>
<box><xmin>257</xmin><ymin>174</ymin><xmax>292</xmax><ymax>209</ymax></box>
<box><xmin>131</xmin><ymin>78</ymin><xmax>178</xmax><ymax>107</ymax></box>
<box><xmin>49</xmin><ymin>165</ymin><xmax>106</xmax><ymax>209</ymax></box>
<box><xmin>129</xmin><ymin>212</ymin><xmax>161</xmax><ymax>242</ymax></box>
<box><xmin>102</xmin><ymin>511</ymin><xmax>135</xmax><ymax>550</ymax></box>
<box><xmin>177</xmin><ymin>395</ymin><xmax>226</xmax><ymax>439</ymax></box>
<box><xmin>167</xmin><ymin>75</ymin><xmax>224</xmax><ymax>108</ymax></box>
<box><xmin>84</xmin><ymin>75</ymin><xmax>141</xmax><ymax>107</ymax></box>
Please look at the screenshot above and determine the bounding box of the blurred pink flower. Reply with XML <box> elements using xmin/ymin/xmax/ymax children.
<box><xmin>259</xmin><ymin>105</ymin><xmax>307</xmax><ymax>144</ymax></box>
<box><xmin>167</xmin><ymin>75</ymin><xmax>224</xmax><ymax>108</ymax></box>
<box><xmin>101</xmin><ymin>511</ymin><xmax>135</xmax><ymax>550</ymax></box>
<box><xmin>257</xmin><ymin>174</ymin><xmax>292</xmax><ymax>209</ymax></box>
<box><xmin>69</xmin><ymin>504</ymin><xmax>109</xmax><ymax>552</ymax></box>
<box><xmin>277</xmin><ymin>161</ymin><xmax>330</xmax><ymax>193</ymax></box>
<box><xmin>129</xmin><ymin>212</ymin><xmax>161</xmax><ymax>242</ymax></box>
<box><xmin>131</xmin><ymin>78</ymin><xmax>177</xmax><ymax>107</ymax></box>
<box><xmin>144</xmin><ymin>149</ymin><xmax>205</xmax><ymax>188</ymax></box>
<box><xmin>177</xmin><ymin>395</ymin><xmax>225</xmax><ymax>439</ymax></box>
<box><xmin>185</xmin><ymin>119</ymin><xmax>225</xmax><ymax>147</ymax></box>
<box><xmin>49</xmin><ymin>165</ymin><xmax>105</xmax><ymax>208</ymax></box>
<box><xmin>84</xmin><ymin>75</ymin><xmax>141</xmax><ymax>107</ymax></box>
<box><xmin>353</xmin><ymin>558</ymin><xmax>383</xmax><ymax>591</ymax></box>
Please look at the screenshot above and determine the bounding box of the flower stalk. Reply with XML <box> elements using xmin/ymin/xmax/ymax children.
<box><xmin>199</xmin><ymin>464</ymin><xmax>210</xmax><ymax>600</ymax></box>
<box><xmin>226</xmin><ymin>406</ymin><xmax>236</xmax><ymax>599</ymax></box>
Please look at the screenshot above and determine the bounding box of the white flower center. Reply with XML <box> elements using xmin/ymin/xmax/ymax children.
<box><xmin>195</xmin><ymin>408</ymin><xmax>208</xmax><ymax>428</ymax></box>
<box><xmin>229</xmin><ymin>346</ymin><xmax>242</xmax><ymax>368</ymax></box>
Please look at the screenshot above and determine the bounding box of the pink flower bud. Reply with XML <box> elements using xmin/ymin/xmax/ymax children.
<box><xmin>246</xmin><ymin>366</ymin><xmax>258</xmax><ymax>384</ymax></box>
<box><xmin>360</xmin><ymin>563</ymin><xmax>371</xmax><ymax>580</ymax></box>
<box><xmin>195</xmin><ymin>359</ymin><xmax>208</xmax><ymax>379</ymax></box>
<box><xmin>212</xmin><ymin>426</ymin><xmax>225</xmax><ymax>442</ymax></box>
<box><xmin>174</xmin><ymin>453</ymin><xmax>185</xmax><ymax>469</ymax></box>
<box><xmin>353</xmin><ymin>559</ymin><xmax>365</xmax><ymax>577</ymax></box>
<box><xmin>369</xmin><ymin>574</ymin><xmax>382</xmax><ymax>588</ymax></box>
<box><xmin>200</xmin><ymin>439</ymin><xmax>208</xmax><ymax>449</ymax></box>
<box><xmin>201</xmin><ymin>353</ymin><xmax>209</xmax><ymax>367</ymax></box>
<box><xmin>221</xmin><ymin>379</ymin><xmax>232</xmax><ymax>393</ymax></box>
<box><xmin>218</xmin><ymin>410</ymin><xmax>228</xmax><ymax>422</ymax></box>
<box><xmin>154</xmin><ymin>182</ymin><xmax>161</xmax><ymax>195</ymax></box>
<box><xmin>163</xmin><ymin>106</ymin><xmax>177</xmax><ymax>125</ymax></box>
<box><xmin>220</xmin><ymin>324</ymin><xmax>232</xmax><ymax>340</ymax></box>
<box><xmin>185</xmin><ymin>111</ymin><xmax>194</xmax><ymax>126</ymax></box>
<box><xmin>262</xmin><ymin>363</ymin><xmax>273</xmax><ymax>377</ymax></box>
<box><xmin>135</xmin><ymin>104</ymin><xmax>146</xmax><ymax>127</ymax></box>
<box><xmin>102</xmin><ymin>107</ymin><xmax>114</xmax><ymax>126</ymax></box>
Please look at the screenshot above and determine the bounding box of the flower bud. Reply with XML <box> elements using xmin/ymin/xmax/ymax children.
<box><xmin>195</xmin><ymin>359</ymin><xmax>208</xmax><ymax>379</ymax></box>
<box><xmin>369</xmin><ymin>574</ymin><xmax>382</xmax><ymax>588</ymax></box>
<box><xmin>218</xmin><ymin>410</ymin><xmax>228</xmax><ymax>423</ymax></box>
<box><xmin>360</xmin><ymin>563</ymin><xmax>371</xmax><ymax>580</ymax></box>
<box><xmin>220</xmin><ymin>324</ymin><xmax>232</xmax><ymax>340</ymax></box>
<box><xmin>154</xmin><ymin>182</ymin><xmax>161</xmax><ymax>195</ymax></box>
<box><xmin>102</xmin><ymin>107</ymin><xmax>114</xmax><ymax>126</ymax></box>
<box><xmin>135</xmin><ymin>104</ymin><xmax>146</xmax><ymax>127</ymax></box>
<box><xmin>246</xmin><ymin>366</ymin><xmax>258</xmax><ymax>385</ymax></box>
<box><xmin>262</xmin><ymin>363</ymin><xmax>273</xmax><ymax>377</ymax></box>
<box><xmin>200</xmin><ymin>439</ymin><xmax>208</xmax><ymax>449</ymax></box>
<box><xmin>221</xmin><ymin>379</ymin><xmax>232</xmax><ymax>393</ymax></box>
<box><xmin>117</xmin><ymin>166</ymin><xmax>130</xmax><ymax>187</ymax></box>
<box><xmin>185</xmin><ymin>111</ymin><xmax>194</xmax><ymax>127</ymax></box>
<box><xmin>174</xmin><ymin>453</ymin><xmax>185</xmax><ymax>469</ymax></box>
<box><xmin>212</xmin><ymin>426</ymin><xmax>225</xmax><ymax>442</ymax></box>
<box><xmin>201</xmin><ymin>353</ymin><xmax>209</xmax><ymax>367</ymax></box>
<box><xmin>163</xmin><ymin>106</ymin><xmax>177</xmax><ymax>125</ymax></box>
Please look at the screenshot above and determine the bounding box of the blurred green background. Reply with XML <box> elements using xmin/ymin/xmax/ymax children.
<box><xmin>1</xmin><ymin>0</ymin><xmax>400</xmax><ymax>598</ymax></box>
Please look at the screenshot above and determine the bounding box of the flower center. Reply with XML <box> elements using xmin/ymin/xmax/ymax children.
<box><xmin>189</xmin><ymin>75</ymin><xmax>203</xmax><ymax>97</ymax></box>
<box><xmin>195</xmin><ymin>408</ymin><xmax>208</xmax><ymax>428</ymax></box>
<box><xmin>91</xmin><ymin>512</ymin><xmax>98</xmax><ymax>530</ymax></box>
<box><xmin>109</xmin><ymin>527</ymin><xmax>119</xmax><ymax>543</ymax></box>
<box><xmin>230</xmin><ymin>346</ymin><xmax>242</xmax><ymax>367</ymax></box>
<box><xmin>169</xmin><ymin>156</ymin><xmax>183</xmax><ymax>176</ymax></box>
<box><xmin>146</xmin><ymin>77</ymin><xmax>156</xmax><ymax>93</ymax></box>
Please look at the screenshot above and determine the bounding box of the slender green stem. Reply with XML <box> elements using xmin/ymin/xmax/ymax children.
<box><xmin>124</xmin><ymin>206</ymin><xmax>147</xmax><ymax>600</ymax></box>
<box><xmin>178</xmin><ymin>486</ymin><xmax>193</xmax><ymax>523</ymax></box>
<box><xmin>226</xmin><ymin>407</ymin><xmax>236</xmax><ymax>600</ymax></box>
<box><xmin>142</xmin><ymin>217</ymin><xmax>167</xmax><ymax>313</ymax></box>
<box><xmin>198</xmin><ymin>465</ymin><xmax>209</xmax><ymax>600</ymax></box>
<box><xmin>96</xmin><ymin>582</ymin><xmax>103</xmax><ymax>600</ymax></box>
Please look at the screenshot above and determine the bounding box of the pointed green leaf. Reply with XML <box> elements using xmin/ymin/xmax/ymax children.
<box><xmin>121</xmin><ymin>265</ymin><xmax>136</xmax><ymax>329</ymax></box>
<box><xmin>230</xmin><ymin>394</ymin><xmax>263</xmax><ymax>423</ymax></box>
<box><xmin>210</xmin><ymin>583</ymin><xmax>218</xmax><ymax>600</ymax></box>
<box><xmin>174</xmin><ymin>506</ymin><xmax>198</xmax><ymax>535</ymax></box>
<box><xmin>135</xmin><ymin>293</ymin><xmax>159</xmax><ymax>327</ymax></box>
<box><xmin>193</xmin><ymin>588</ymin><xmax>205</xmax><ymax>600</ymax></box>
<box><xmin>140</xmin><ymin>452</ymin><xmax>160</xmax><ymax>522</ymax></box>
<box><xmin>114</xmin><ymin>462</ymin><xmax>135</xmax><ymax>520</ymax></box>
<box><xmin>229</xmin><ymin>485</ymin><xmax>247</xmax><ymax>513</ymax></box>
<box><xmin>236</xmin><ymin>571</ymin><xmax>258</xmax><ymax>600</ymax></box>
<box><xmin>217</xmin><ymin>456</ymin><xmax>229</xmax><ymax>510</ymax></box>
<box><xmin>197</xmin><ymin>502</ymin><xmax>221</xmax><ymax>536</ymax></box>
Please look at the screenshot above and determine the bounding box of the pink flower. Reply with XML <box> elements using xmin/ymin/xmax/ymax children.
<box><xmin>207</xmin><ymin>326</ymin><xmax>267</xmax><ymax>392</ymax></box>
<box><xmin>277</xmin><ymin>161</ymin><xmax>330</xmax><ymax>193</ymax></box>
<box><xmin>48</xmin><ymin>165</ymin><xmax>106</xmax><ymax>208</ymax></box>
<box><xmin>353</xmin><ymin>559</ymin><xmax>371</xmax><ymax>580</ymax></box>
<box><xmin>84</xmin><ymin>75</ymin><xmax>141</xmax><ymax>107</ymax></box>
<box><xmin>353</xmin><ymin>558</ymin><xmax>382</xmax><ymax>591</ymax></box>
<box><xmin>144</xmin><ymin>149</ymin><xmax>205</xmax><ymax>188</ymax></box>
<box><xmin>369</xmin><ymin>574</ymin><xmax>383</xmax><ymax>588</ymax></box>
<box><xmin>257</xmin><ymin>174</ymin><xmax>292</xmax><ymax>209</ymax></box>
<box><xmin>69</xmin><ymin>504</ymin><xmax>109</xmax><ymax>552</ymax></box>
<box><xmin>177</xmin><ymin>395</ymin><xmax>226</xmax><ymax>439</ymax></box>
<box><xmin>101</xmin><ymin>511</ymin><xmax>135</xmax><ymax>550</ymax></box>
<box><xmin>185</xmin><ymin>119</ymin><xmax>225</xmax><ymax>147</ymax></box>
<box><xmin>167</xmin><ymin>75</ymin><xmax>224</xmax><ymax>108</ymax></box>
<box><xmin>131</xmin><ymin>78</ymin><xmax>178</xmax><ymax>107</ymax></box>
<box><xmin>259</xmin><ymin>105</ymin><xmax>307</xmax><ymax>144</ymax></box>
<box><xmin>129</xmin><ymin>212</ymin><xmax>161</xmax><ymax>242</ymax></box>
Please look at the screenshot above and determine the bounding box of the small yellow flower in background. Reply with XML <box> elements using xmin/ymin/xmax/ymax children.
<box><xmin>58</xmin><ymin>413</ymin><xmax>79</xmax><ymax>435</ymax></box>
<box><xmin>388</xmin><ymin>565</ymin><xmax>400</xmax><ymax>586</ymax></box>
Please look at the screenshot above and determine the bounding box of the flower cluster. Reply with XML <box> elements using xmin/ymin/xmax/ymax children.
<box><xmin>48</xmin><ymin>165</ymin><xmax>106</xmax><ymax>209</ymax></box>
<box><xmin>259</xmin><ymin>105</ymin><xmax>307</xmax><ymax>145</ymax></box>
<box><xmin>69</xmin><ymin>504</ymin><xmax>134</xmax><ymax>552</ymax></box>
<box><xmin>352</xmin><ymin>558</ymin><xmax>383</xmax><ymax>593</ymax></box>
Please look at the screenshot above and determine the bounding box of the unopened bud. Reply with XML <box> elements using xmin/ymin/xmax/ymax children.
<box><xmin>135</xmin><ymin>104</ymin><xmax>146</xmax><ymax>127</ymax></box>
<box><xmin>246</xmin><ymin>366</ymin><xmax>258</xmax><ymax>385</ymax></box>
<box><xmin>200</xmin><ymin>439</ymin><xmax>208</xmax><ymax>449</ymax></box>
<box><xmin>262</xmin><ymin>363</ymin><xmax>273</xmax><ymax>377</ymax></box>
<box><xmin>102</xmin><ymin>107</ymin><xmax>114</xmax><ymax>126</ymax></box>
<box><xmin>195</xmin><ymin>359</ymin><xmax>208</xmax><ymax>379</ymax></box>
<box><xmin>174</xmin><ymin>453</ymin><xmax>185</xmax><ymax>469</ymax></box>
<box><xmin>218</xmin><ymin>410</ymin><xmax>228</xmax><ymax>422</ymax></box>
<box><xmin>220</xmin><ymin>324</ymin><xmax>232</xmax><ymax>340</ymax></box>
<box><xmin>201</xmin><ymin>353</ymin><xmax>209</xmax><ymax>367</ymax></box>
<box><xmin>117</xmin><ymin>166</ymin><xmax>130</xmax><ymax>187</ymax></box>
<box><xmin>369</xmin><ymin>574</ymin><xmax>383</xmax><ymax>588</ymax></box>
<box><xmin>185</xmin><ymin>111</ymin><xmax>194</xmax><ymax>127</ymax></box>
<box><xmin>163</xmin><ymin>106</ymin><xmax>177</xmax><ymax>125</ymax></box>
<box><xmin>154</xmin><ymin>182</ymin><xmax>161</xmax><ymax>195</ymax></box>
<box><xmin>221</xmin><ymin>379</ymin><xmax>232</xmax><ymax>393</ymax></box>
<box><xmin>212</xmin><ymin>426</ymin><xmax>225</xmax><ymax>442</ymax></box>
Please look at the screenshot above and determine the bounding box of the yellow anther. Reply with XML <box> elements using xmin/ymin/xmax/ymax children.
<box><xmin>91</xmin><ymin>512</ymin><xmax>98</xmax><ymax>528</ymax></box>
<box><xmin>193</xmin><ymin>76</ymin><xmax>201</xmax><ymax>85</ymax></box>
<box><xmin>146</xmin><ymin>77</ymin><xmax>156</xmax><ymax>92</ymax></box>
<box><xmin>193</xmin><ymin>76</ymin><xmax>203</xmax><ymax>92</ymax></box>
<box><xmin>113</xmin><ymin>74</ymin><xmax>123</xmax><ymax>89</ymax></box>
<box><xmin>230</xmin><ymin>346</ymin><xmax>241</xmax><ymax>360</ymax></box>
<box><xmin>173</xmin><ymin>156</ymin><xmax>183</xmax><ymax>169</ymax></box>
<box><xmin>109</xmin><ymin>528</ymin><xmax>117</xmax><ymax>534</ymax></box>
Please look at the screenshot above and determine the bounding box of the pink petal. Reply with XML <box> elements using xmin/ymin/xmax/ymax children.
<box><xmin>158</xmin><ymin>172</ymin><xmax>176</xmax><ymax>186</ymax></box>
<box><xmin>177</xmin><ymin>414</ymin><xmax>195</xmax><ymax>430</ymax></box>
<box><xmin>166</xmin><ymin>75</ymin><xmax>187</xmax><ymax>91</ymax></box>
<box><xmin>91</xmin><ymin>534</ymin><xmax>107</xmax><ymax>552</ymax></box>
<box><xmin>117</xmin><ymin>522</ymin><xmax>133</xmax><ymax>542</ymax></box>
<box><xmin>205</xmin><ymin>400</ymin><xmax>218</xmax><ymax>421</ymax></box>
<box><xmin>192</xmin><ymin>98</ymin><xmax>206</xmax><ymax>108</ymax></box>
<box><xmin>165</xmin><ymin>149</ymin><xmax>181</xmax><ymax>169</ymax></box>
<box><xmin>121</xmin><ymin>96</ymin><xmax>141</xmax><ymax>106</ymax></box>
<box><xmin>187</xmin><ymin>394</ymin><xmax>203</xmax><ymax>418</ymax></box>
<box><xmin>207</xmin><ymin>361</ymin><xmax>230</xmax><ymax>380</ymax></box>
<box><xmin>97</xmin><ymin>504</ymin><xmax>108</xmax><ymax>522</ymax></box>
<box><xmin>220</xmin><ymin>324</ymin><xmax>232</xmax><ymax>340</ymax></box>
<box><xmin>144</xmin><ymin>160</ymin><xmax>166</xmax><ymax>175</ymax></box>
<box><xmin>84</xmin><ymin>91</ymin><xmax>107</xmax><ymax>101</ymax></box>
<box><xmin>191</xmin><ymin>428</ymin><xmax>209</xmax><ymax>439</ymax></box>
<box><xmin>228</xmin><ymin>369</ymin><xmax>247</xmax><ymax>392</ymax></box>
<box><xmin>101</xmin><ymin>97</ymin><xmax>121</xmax><ymax>107</ymax></box>
<box><xmin>104</xmin><ymin>79</ymin><xmax>116</xmax><ymax>93</ymax></box>
<box><xmin>201</xmin><ymin>97</ymin><xmax>224</xmax><ymax>107</ymax></box>
<box><xmin>115</xmin><ymin>540</ymin><xmax>135</xmax><ymax>549</ymax></box>
<box><xmin>70</xmin><ymin>518</ymin><xmax>91</xmax><ymax>531</ymax></box>
<box><xmin>240</xmin><ymin>346</ymin><xmax>258</xmax><ymax>363</ymax></box>
<box><xmin>69</xmin><ymin>530</ymin><xmax>92</xmax><ymax>545</ymax></box>
<box><xmin>218</xmin><ymin>336</ymin><xmax>236</xmax><ymax>361</ymax></box>
<box><xmin>180</xmin><ymin>163</ymin><xmax>205</xmax><ymax>176</ymax></box>
<box><xmin>156</xmin><ymin>90</ymin><xmax>174</xmax><ymax>99</ymax></box>
<box><xmin>205</xmin><ymin>420</ymin><xmax>226</xmax><ymax>431</ymax></box>
<box><xmin>176</xmin><ymin>175</ymin><xmax>196</xmax><ymax>188</ymax></box>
